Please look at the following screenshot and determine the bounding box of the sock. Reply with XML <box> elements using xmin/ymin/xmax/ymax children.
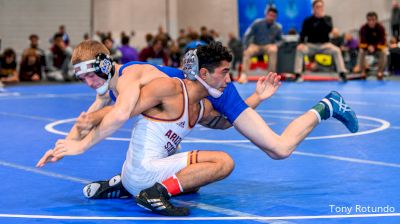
<box><xmin>310</xmin><ymin>100</ymin><xmax>331</xmax><ymax>122</ymax></box>
<box><xmin>161</xmin><ymin>175</ymin><xmax>183</xmax><ymax>196</ymax></box>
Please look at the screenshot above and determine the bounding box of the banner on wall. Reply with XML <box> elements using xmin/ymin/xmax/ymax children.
<box><xmin>238</xmin><ymin>0</ymin><xmax>312</xmax><ymax>37</ymax></box>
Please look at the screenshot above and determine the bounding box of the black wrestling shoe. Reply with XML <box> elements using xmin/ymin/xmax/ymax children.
<box><xmin>135</xmin><ymin>183</ymin><xmax>189</xmax><ymax>216</ymax></box>
<box><xmin>83</xmin><ymin>174</ymin><xmax>132</xmax><ymax>199</ymax></box>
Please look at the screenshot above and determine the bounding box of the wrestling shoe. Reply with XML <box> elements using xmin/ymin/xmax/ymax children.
<box><xmin>321</xmin><ymin>91</ymin><xmax>359</xmax><ymax>133</ymax></box>
<box><xmin>136</xmin><ymin>183</ymin><xmax>189</xmax><ymax>216</ymax></box>
<box><xmin>83</xmin><ymin>174</ymin><xmax>132</xmax><ymax>199</ymax></box>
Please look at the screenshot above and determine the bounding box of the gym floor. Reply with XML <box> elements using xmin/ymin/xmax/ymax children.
<box><xmin>0</xmin><ymin>80</ymin><xmax>399</xmax><ymax>223</ymax></box>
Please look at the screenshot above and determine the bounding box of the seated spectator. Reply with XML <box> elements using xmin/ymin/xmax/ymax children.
<box><xmin>388</xmin><ymin>36</ymin><xmax>400</xmax><ymax>74</ymax></box>
<box><xmin>343</xmin><ymin>33</ymin><xmax>359</xmax><ymax>72</ymax></box>
<box><xmin>177</xmin><ymin>29</ymin><xmax>189</xmax><ymax>53</ymax></box>
<box><xmin>139</xmin><ymin>38</ymin><xmax>169</xmax><ymax>65</ymax></box>
<box><xmin>330</xmin><ymin>28</ymin><xmax>344</xmax><ymax>48</ymax></box>
<box><xmin>19</xmin><ymin>48</ymin><xmax>41</xmax><ymax>82</ymax></box>
<box><xmin>294</xmin><ymin>0</ymin><xmax>347</xmax><ymax>81</ymax></box>
<box><xmin>46</xmin><ymin>33</ymin><xmax>73</xmax><ymax>81</ymax></box>
<box><xmin>0</xmin><ymin>48</ymin><xmax>19</xmax><ymax>83</ymax></box>
<box><xmin>102</xmin><ymin>37</ymin><xmax>122</xmax><ymax>63</ymax></box>
<box><xmin>23</xmin><ymin>34</ymin><xmax>46</xmax><ymax>77</ymax></box>
<box><xmin>169</xmin><ymin>41</ymin><xmax>181</xmax><ymax>68</ymax></box>
<box><xmin>118</xmin><ymin>35</ymin><xmax>138</xmax><ymax>64</ymax></box>
<box><xmin>57</xmin><ymin>25</ymin><xmax>70</xmax><ymax>46</ymax></box>
<box><xmin>358</xmin><ymin>11</ymin><xmax>387</xmax><ymax>80</ymax></box>
<box><xmin>200</xmin><ymin>26</ymin><xmax>214</xmax><ymax>44</ymax></box>
<box><xmin>156</xmin><ymin>26</ymin><xmax>172</xmax><ymax>48</ymax></box>
<box><xmin>184</xmin><ymin>32</ymin><xmax>207</xmax><ymax>51</ymax></box>
<box><xmin>239</xmin><ymin>7</ymin><xmax>282</xmax><ymax>83</ymax></box>
<box><xmin>391</xmin><ymin>0</ymin><xmax>400</xmax><ymax>41</ymax></box>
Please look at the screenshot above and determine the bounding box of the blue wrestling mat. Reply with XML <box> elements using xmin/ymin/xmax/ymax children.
<box><xmin>0</xmin><ymin>80</ymin><xmax>399</xmax><ymax>224</ymax></box>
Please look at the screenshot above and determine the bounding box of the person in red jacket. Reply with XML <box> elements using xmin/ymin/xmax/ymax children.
<box><xmin>359</xmin><ymin>11</ymin><xmax>387</xmax><ymax>80</ymax></box>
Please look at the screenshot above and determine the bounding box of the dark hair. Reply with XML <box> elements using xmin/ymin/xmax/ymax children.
<box><xmin>121</xmin><ymin>36</ymin><xmax>130</xmax><ymax>45</ymax></box>
<box><xmin>53</xmin><ymin>33</ymin><xmax>63</xmax><ymax>41</ymax></box>
<box><xmin>366</xmin><ymin>11</ymin><xmax>378</xmax><ymax>19</ymax></box>
<box><xmin>196</xmin><ymin>42</ymin><xmax>232</xmax><ymax>73</ymax></box>
<box><xmin>29</xmin><ymin>34</ymin><xmax>39</xmax><ymax>40</ymax></box>
<box><xmin>3</xmin><ymin>48</ymin><xmax>16</xmax><ymax>58</ymax></box>
<box><xmin>267</xmin><ymin>7</ymin><xmax>278</xmax><ymax>14</ymax></box>
<box><xmin>312</xmin><ymin>0</ymin><xmax>323</xmax><ymax>7</ymax></box>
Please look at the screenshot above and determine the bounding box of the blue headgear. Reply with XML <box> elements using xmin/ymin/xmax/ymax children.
<box><xmin>182</xmin><ymin>50</ymin><xmax>223</xmax><ymax>98</ymax></box>
<box><xmin>73</xmin><ymin>53</ymin><xmax>115</xmax><ymax>95</ymax></box>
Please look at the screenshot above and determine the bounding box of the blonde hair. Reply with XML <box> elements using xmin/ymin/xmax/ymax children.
<box><xmin>71</xmin><ymin>40</ymin><xmax>110</xmax><ymax>65</ymax></box>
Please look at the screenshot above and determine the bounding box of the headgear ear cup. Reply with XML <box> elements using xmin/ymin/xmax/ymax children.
<box><xmin>94</xmin><ymin>53</ymin><xmax>115</xmax><ymax>80</ymax></box>
<box><xmin>182</xmin><ymin>50</ymin><xmax>199</xmax><ymax>80</ymax></box>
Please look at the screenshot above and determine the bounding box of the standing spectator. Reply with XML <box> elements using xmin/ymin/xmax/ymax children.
<box><xmin>359</xmin><ymin>12</ymin><xmax>387</xmax><ymax>80</ymax></box>
<box><xmin>227</xmin><ymin>32</ymin><xmax>243</xmax><ymax>71</ymax></box>
<box><xmin>118</xmin><ymin>36</ymin><xmax>138</xmax><ymax>64</ymax></box>
<box><xmin>19</xmin><ymin>48</ymin><xmax>41</xmax><ymax>81</ymax></box>
<box><xmin>0</xmin><ymin>48</ymin><xmax>19</xmax><ymax>83</ymax></box>
<box><xmin>239</xmin><ymin>7</ymin><xmax>282</xmax><ymax>83</ymax></box>
<box><xmin>139</xmin><ymin>38</ymin><xmax>168</xmax><ymax>65</ymax></box>
<box><xmin>200</xmin><ymin>26</ymin><xmax>214</xmax><ymax>44</ymax></box>
<box><xmin>391</xmin><ymin>0</ymin><xmax>400</xmax><ymax>40</ymax></box>
<box><xmin>294</xmin><ymin>0</ymin><xmax>347</xmax><ymax>81</ymax></box>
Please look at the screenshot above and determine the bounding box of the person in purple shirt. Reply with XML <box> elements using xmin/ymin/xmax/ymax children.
<box><xmin>118</xmin><ymin>36</ymin><xmax>138</xmax><ymax>64</ymax></box>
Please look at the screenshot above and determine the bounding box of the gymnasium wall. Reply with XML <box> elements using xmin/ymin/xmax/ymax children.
<box><xmin>0</xmin><ymin>0</ymin><xmax>394</xmax><ymax>56</ymax></box>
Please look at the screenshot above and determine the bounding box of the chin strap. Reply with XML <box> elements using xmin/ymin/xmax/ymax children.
<box><xmin>195</xmin><ymin>75</ymin><xmax>223</xmax><ymax>98</ymax></box>
<box><xmin>95</xmin><ymin>73</ymin><xmax>112</xmax><ymax>95</ymax></box>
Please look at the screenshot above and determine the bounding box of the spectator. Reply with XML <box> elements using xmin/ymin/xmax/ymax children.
<box><xmin>358</xmin><ymin>11</ymin><xmax>387</xmax><ymax>80</ymax></box>
<box><xmin>102</xmin><ymin>37</ymin><xmax>122</xmax><ymax>63</ymax></box>
<box><xmin>145</xmin><ymin>33</ymin><xmax>154</xmax><ymax>48</ymax></box>
<box><xmin>330</xmin><ymin>28</ymin><xmax>344</xmax><ymax>48</ymax></box>
<box><xmin>57</xmin><ymin>25</ymin><xmax>70</xmax><ymax>46</ymax></box>
<box><xmin>294</xmin><ymin>0</ymin><xmax>347</xmax><ymax>81</ymax></box>
<box><xmin>118</xmin><ymin>36</ymin><xmax>138</xmax><ymax>64</ymax></box>
<box><xmin>210</xmin><ymin>29</ymin><xmax>223</xmax><ymax>43</ymax></box>
<box><xmin>200</xmin><ymin>26</ymin><xmax>214</xmax><ymax>44</ymax></box>
<box><xmin>239</xmin><ymin>7</ymin><xmax>282</xmax><ymax>83</ymax></box>
<box><xmin>184</xmin><ymin>32</ymin><xmax>207</xmax><ymax>51</ymax></box>
<box><xmin>139</xmin><ymin>37</ymin><xmax>168</xmax><ymax>65</ymax></box>
<box><xmin>391</xmin><ymin>0</ymin><xmax>400</xmax><ymax>40</ymax></box>
<box><xmin>83</xmin><ymin>33</ymin><xmax>90</xmax><ymax>41</ymax></box>
<box><xmin>19</xmin><ymin>48</ymin><xmax>41</xmax><ymax>81</ymax></box>
<box><xmin>156</xmin><ymin>26</ymin><xmax>172</xmax><ymax>48</ymax></box>
<box><xmin>177</xmin><ymin>29</ymin><xmax>189</xmax><ymax>52</ymax></box>
<box><xmin>343</xmin><ymin>33</ymin><xmax>359</xmax><ymax>72</ymax></box>
<box><xmin>169</xmin><ymin>41</ymin><xmax>181</xmax><ymax>68</ymax></box>
<box><xmin>46</xmin><ymin>33</ymin><xmax>73</xmax><ymax>81</ymax></box>
<box><xmin>227</xmin><ymin>32</ymin><xmax>243</xmax><ymax>71</ymax></box>
<box><xmin>388</xmin><ymin>36</ymin><xmax>400</xmax><ymax>74</ymax></box>
<box><xmin>23</xmin><ymin>34</ymin><xmax>46</xmax><ymax>75</ymax></box>
<box><xmin>0</xmin><ymin>48</ymin><xmax>19</xmax><ymax>83</ymax></box>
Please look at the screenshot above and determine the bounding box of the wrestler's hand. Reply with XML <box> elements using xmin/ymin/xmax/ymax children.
<box><xmin>76</xmin><ymin>112</ymin><xmax>95</xmax><ymax>137</ymax></box>
<box><xmin>36</xmin><ymin>140</ymin><xmax>85</xmax><ymax>168</ymax></box>
<box><xmin>36</xmin><ymin>148</ymin><xmax>58</xmax><ymax>167</ymax></box>
<box><xmin>255</xmin><ymin>72</ymin><xmax>281</xmax><ymax>101</ymax></box>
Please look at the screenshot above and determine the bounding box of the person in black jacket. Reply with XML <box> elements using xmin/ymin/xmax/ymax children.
<box><xmin>294</xmin><ymin>0</ymin><xmax>347</xmax><ymax>81</ymax></box>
